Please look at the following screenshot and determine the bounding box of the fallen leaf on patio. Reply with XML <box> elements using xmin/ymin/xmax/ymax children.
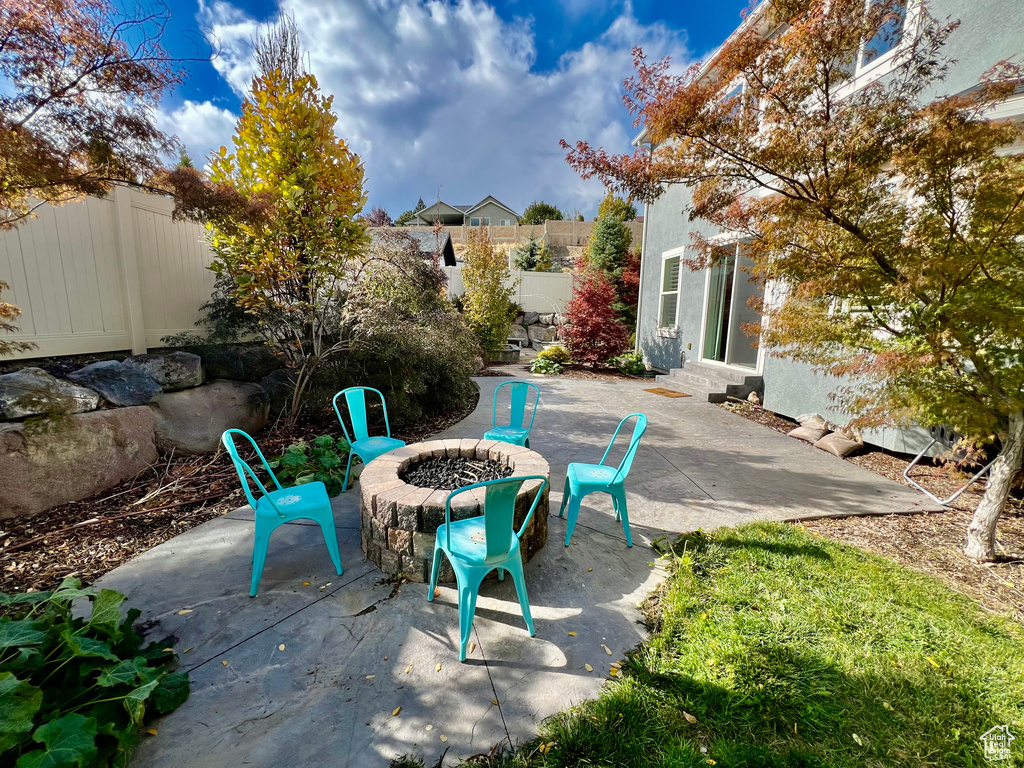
<box><xmin>146</xmin><ymin>729</ymin><xmax>158</xmax><ymax>736</ymax></box>
<box><xmin>602</xmin><ymin>644</ymin><xmax>612</xmax><ymax>655</ymax></box>
<box><xmin>435</xmin><ymin>663</ymin><xmax>442</xmax><ymax>672</ymax></box>
<box><xmin>426</xmin><ymin>725</ymin><xmax>433</xmax><ymax>731</ymax></box>
<box><xmin>319</xmin><ymin>586</ymin><xmax>326</xmax><ymax>590</ymax></box>
<box><xmin>222</xmin><ymin>660</ymin><xmax>228</xmax><ymax>666</ymax></box>
<box><xmin>440</xmin><ymin>735</ymin><xmax>448</xmax><ymax>743</ymax></box>
<box><xmin>183</xmin><ymin>647</ymin><xmax>194</xmax><ymax>654</ymax></box>
<box><xmin>384</xmin><ymin>657</ymin><xmax>388</xmax><ymax>661</ymax></box>
<box><xmin>325</xmin><ymin>582</ymin><xmax>332</xmax><ymax>586</ymax></box>
<box><xmin>434</xmin><ymin>588</ymin><xmax>440</xmax><ymax>598</ymax></box>
<box><xmin>683</xmin><ymin>711</ymin><xmax>697</xmax><ymax>724</ymax></box>
<box><xmin>365</xmin><ymin>675</ymin><xmax>375</xmax><ymax>680</ymax></box>
<box><xmin>587</xmin><ymin>567</ymin><xmax>593</xmax><ymax>572</ymax></box>
<box><xmin>393</xmin><ymin>707</ymin><xmax>401</xmax><ymax>716</ymax></box>
<box><xmin>568</xmin><ymin>631</ymin><xmax>576</xmax><ymax>636</ymax></box>
<box><xmin>610</xmin><ymin>661</ymin><xmax>620</xmax><ymax>669</ymax></box>
<box><xmin>405</xmin><ymin>665</ymin><xmax>412</xmax><ymax>674</ymax></box>
<box><xmin>469</xmin><ymin>642</ymin><xmax>476</xmax><ymax>653</ymax></box>
<box><xmin>278</xmin><ymin>644</ymin><xmax>286</xmax><ymax>651</ymax></box>
<box><xmin>177</xmin><ymin>609</ymin><xmax>193</xmax><ymax>615</ymax></box>
<box><xmin>585</xmin><ymin>664</ymin><xmax>593</xmax><ymax>672</ymax></box>
<box><xmin>162</xmin><ymin>647</ymin><xmax>174</xmax><ymax>652</ymax></box>
<box><xmin>491</xmin><ymin>699</ymin><xmax>498</xmax><ymax>706</ymax></box>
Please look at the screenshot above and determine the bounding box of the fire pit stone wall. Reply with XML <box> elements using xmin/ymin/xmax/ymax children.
<box><xmin>358</xmin><ymin>438</ymin><xmax>550</xmax><ymax>583</ymax></box>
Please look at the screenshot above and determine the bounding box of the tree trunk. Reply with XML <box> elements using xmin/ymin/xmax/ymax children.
<box><xmin>964</xmin><ymin>408</ymin><xmax>1024</xmax><ymax>560</ymax></box>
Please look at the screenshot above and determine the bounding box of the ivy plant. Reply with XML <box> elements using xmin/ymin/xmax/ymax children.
<box><xmin>0</xmin><ymin>577</ymin><xmax>190</xmax><ymax>768</ymax></box>
<box><xmin>269</xmin><ymin>435</ymin><xmax>352</xmax><ymax>497</ymax></box>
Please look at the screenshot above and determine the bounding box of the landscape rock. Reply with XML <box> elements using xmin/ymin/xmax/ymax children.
<box><xmin>538</xmin><ymin>313</ymin><xmax>555</xmax><ymax>326</ymax></box>
<box><xmin>514</xmin><ymin>314</ymin><xmax>525</xmax><ymax>325</ymax></box>
<box><xmin>199</xmin><ymin>345</ymin><xmax>282</xmax><ymax>383</ymax></box>
<box><xmin>509</xmin><ymin>323</ymin><xmax>530</xmax><ymax>345</ymax></box>
<box><xmin>554</xmin><ymin>314</ymin><xmax>569</xmax><ymax>326</ymax></box>
<box><xmin>260</xmin><ymin>369</ymin><xmax>296</xmax><ymax>417</ymax></box>
<box><xmin>67</xmin><ymin>360</ymin><xmax>162</xmax><ymax>406</ymax></box>
<box><xmin>0</xmin><ymin>407</ymin><xmax>158</xmax><ymax>519</ymax></box>
<box><xmin>527</xmin><ymin>324</ymin><xmax>558</xmax><ymax>343</ymax></box>
<box><xmin>123</xmin><ymin>352</ymin><xmax>203</xmax><ymax>391</ymax></box>
<box><xmin>0</xmin><ymin>367</ymin><xmax>99</xmax><ymax>420</ymax></box>
<box><xmin>149</xmin><ymin>380</ymin><xmax>269</xmax><ymax>455</ymax></box>
<box><xmin>521</xmin><ymin>311</ymin><xmax>540</xmax><ymax>326</ymax></box>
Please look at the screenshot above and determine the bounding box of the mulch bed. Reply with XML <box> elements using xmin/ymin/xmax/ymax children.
<box><xmin>0</xmin><ymin>387</ymin><xmax>480</xmax><ymax>596</ymax></box>
<box><xmin>401</xmin><ymin>456</ymin><xmax>512</xmax><ymax>490</ymax></box>
<box><xmin>719</xmin><ymin>399</ymin><xmax>1024</xmax><ymax>622</ymax></box>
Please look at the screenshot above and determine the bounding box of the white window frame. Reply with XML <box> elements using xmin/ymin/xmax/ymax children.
<box><xmin>836</xmin><ymin>0</ymin><xmax>918</xmax><ymax>96</ymax></box>
<box><xmin>657</xmin><ymin>246</ymin><xmax>684</xmax><ymax>336</ymax></box>
<box><xmin>469</xmin><ymin>217</ymin><xmax>480</xmax><ymax>227</ymax></box>
<box><xmin>481</xmin><ymin>217</ymin><xmax>490</xmax><ymax>226</ymax></box>
<box><xmin>499</xmin><ymin>218</ymin><xmax>512</xmax><ymax>226</ymax></box>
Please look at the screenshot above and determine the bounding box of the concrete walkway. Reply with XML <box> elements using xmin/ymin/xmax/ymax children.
<box><xmin>105</xmin><ymin>376</ymin><xmax>936</xmax><ymax>767</ymax></box>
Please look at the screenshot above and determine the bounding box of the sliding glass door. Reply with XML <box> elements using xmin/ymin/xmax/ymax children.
<box><xmin>701</xmin><ymin>245</ymin><xmax>761</xmax><ymax>369</ymax></box>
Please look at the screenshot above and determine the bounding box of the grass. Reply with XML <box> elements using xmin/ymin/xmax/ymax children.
<box><xmin>396</xmin><ymin>522</ymin><xmax>1024</xmax><ymax>768</ymax></box>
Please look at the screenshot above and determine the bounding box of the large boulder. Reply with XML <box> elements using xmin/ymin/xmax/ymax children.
<box><xmin>509</xmin><ymin>323</ymin><xmax>530</xmax><ymax>346</ymax></box>
<box><xmin>521</xmin><ymin>311</ymin><xmax>540</xmax><ymax>326</ymax></box>
<box><xmin>554</xmin><ymin>313</ymin><xmax>570</xmax><ymax>326</ymax></box>
<box><xmin>538</xmin><ymin>313</ymin><xmax>555</xmax><ymax>326</ymax></box>
<box><xmin>123</xmin><ymin>352</ymin><xmax>203</xmax><ymax>391</ymax></box>
<box><xmin>198</xmin><ymin>345</ymin><xmax>282</xmax><ymax>383</ymax></box>
<box><xmin>67</xmin><ymin>360</ymin><xmax>162</xmax><ymax>406</ymax></box>
<box><xmin>527</xmin><ymin>324</ymin><xmax>558</xmax><ymax>343</ymax></box>
<box><xmin>0</xmin><ymin>407</ymin><xmax>158</xmax><ymax>519</ymax></box>
<box><xmin>149</xmin><ymin>380</ymin><xmax>269</xmax><ymax>455</ymax></box>
<box><xmin>0</xmin><ymin>367</ymin><xmax>99</xmax><ymax>420</ymax></box>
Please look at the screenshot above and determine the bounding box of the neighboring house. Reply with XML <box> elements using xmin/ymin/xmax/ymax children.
<box><xmin>369</xmin><ymin>228</ymin><xmax>457</xmax><ymax>266</ymax></box>
<box><xmin>408</xmin><ymin>195</ymin><xmax>520</xmax><ymax>227</ymax></box>
<box><xmin>633</xmin><ymin>0</ymin><xmax>1024</xmax><ymax>453</ymax></box>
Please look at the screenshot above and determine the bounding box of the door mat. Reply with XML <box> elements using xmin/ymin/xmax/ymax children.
<box><xmin>644</xmin><ymin>387</ymin><xmax>691</xmax><ymax>398</ymax></box>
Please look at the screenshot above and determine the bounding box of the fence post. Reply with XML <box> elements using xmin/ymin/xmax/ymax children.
<box><xmin>111</xmin><ymin>185</ymin><xmax>147</xmax><ymax>354</ymax></box>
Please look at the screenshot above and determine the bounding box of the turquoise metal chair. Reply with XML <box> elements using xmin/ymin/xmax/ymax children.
<box><xmin>428</xmin><ymin>475</ymin><xmax>548</xmax><ymax>661</ymax></box>
<box><xmin>222</xmin><ymin>429</ymin><xmax>343</xmax><ymax>597</ymax></box>
<box><xmin>483</xmin><ymin>380</ymin><xmax>540</xmax><ymax>448</ymax></box>
<box><xmin>558</xmin><ymin>413</ymin><xmax>647</xmax><ymax>548</ymax></box>
<box><xmin>333</xmin><ymin>387</ymin><xmax>406</xmax><ymax>492</ymax></box>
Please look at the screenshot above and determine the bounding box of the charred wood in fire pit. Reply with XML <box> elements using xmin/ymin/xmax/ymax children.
<box><xmin>401</xmin><ymin>456</ymin><xmax>513</xmax><ymax>490</ymax></box>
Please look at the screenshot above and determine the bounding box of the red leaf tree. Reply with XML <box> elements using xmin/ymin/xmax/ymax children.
<box><xmin>559</xmin><ymin>271</ymin><xmax>631</xmax><ymax>366</ymax></box>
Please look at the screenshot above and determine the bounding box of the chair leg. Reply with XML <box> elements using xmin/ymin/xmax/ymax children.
<box><xmin>250</xmin><ymin>523</ymin><xmax>272</xmax><ymax>597</ymax></box>
<box><xmin>564</xmin><ymin>494</ymin><xmax>583</xmax><ymax>547</ymax></box>
<box><xmin>508</xmin><ymin>555</ymin><xmax>535</xmax><ymax>636</ymax></box>
<box><xmin>558</xmin><ymin>477</ymin><xmax>570</xmax><ymax>517</ymax></box>
<box><xmin>342</xmin><ymin>452</ymin><xmax>354</xmax><ymax>493</ymax></box>
<box><xmin>525</xmin><ymin>437</ymin><xmax>530</xmax><ymax>449</ymax></box>
<box><xmin>315</xmin><ymin>511</ymin><xmax>344</xmax><ymax>576</ymax></box>
<box><xmin>457</xmin><ymin>570</ymin><xmax>485</xmax><ymax>662</ymax></box>
<box><xmin>611</xmin><ymin>492</ymin><xmax>621</xmax><ymax>522</ymax></box>
<box><xmin>498</xmin><ymin>568</ymin><xmax>504</xmax><ymax>581</ymax></box>
<box><xmin>427</xmin><ymin>544</ymin><xmax>443</xmax><ymax>601</ymax></box>
<box><xmin>613</xmin><ymin>487</ymin><xmax>633</xmax><ymax>547</ymax></box>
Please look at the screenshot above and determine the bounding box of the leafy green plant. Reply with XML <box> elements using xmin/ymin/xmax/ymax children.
<box><xmin>536</xmin><ymin>345</ymin><xmax>571</xmax><ymax>365</ymax></box>
<box><xmin>269</xmin><ymin>435</ymin><xmax>352</xmax><ymax>497</ymax></box>
<box><xmin>530</xmin><ymin>358</ymin><xmax>563</xmax><ymax>376</ymax></box>
<box><xmin>611</xmin><ymin>352</ymin><xmax>646</xmax><ymax>375</ymax></box>
<box><xmin>0</xmin><ymin>577</ymin><xmax>190</xmax><ymax>768</ymax></box>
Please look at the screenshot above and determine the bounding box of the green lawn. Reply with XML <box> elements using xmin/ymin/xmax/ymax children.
<box><xmin>426</xmin><ymin>523</ymin><xmax>1024</xmax><ymax>767</ymax></box>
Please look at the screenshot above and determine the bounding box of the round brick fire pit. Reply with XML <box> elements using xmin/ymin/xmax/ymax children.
<box><xmin>358</xmin><ymin>438</ymin><xmax>550</xmax><ymax>583</ymax></box>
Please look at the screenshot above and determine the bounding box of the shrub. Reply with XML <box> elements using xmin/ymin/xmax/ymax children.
<box><xmin>513</xmin><ymin>236</ymin><xmax>541</xmax><ymax>271</ymax></box>
<box><xmin>536</xmin><ymin>345</ymin><xmax>572</xmax><ymax>365</ymax></box>
<box><xmin>0</xmin><ymin>578</ymin><xmax>190</xmax><ymax>767</ymax></box>
<box><xmin>269</xmin><ymin>435</ymin><xmax>352</xmax><ymax>496</ymax></box>
<box><xmin>559</xmin><ymin>271</ymin><xmax>631</xmax><ymax>366</ymax></box>
<box><xmin>462</xmin><ymin>229</ymin><xmax>517</xmax><ymax>353</ymax></box>
<box><xmin>530</xmin><ymin>358</ymin><xmax>563</xmax><ymax>376</ymax></box>
<box><xmin>611</xmin><ymin>351</ymin><xmax>646</xmax><ymax>375</ymax></box>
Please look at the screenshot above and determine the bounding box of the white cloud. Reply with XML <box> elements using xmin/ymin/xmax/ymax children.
<box><xmin>157</xmin><ymin>99</ymin><xmax>239</xmax><ymax>166</ymax></box>
<box><xmin>175</xmin><ymin>0</ymin><xmax>691</xmax><ymax>216</ymax></box>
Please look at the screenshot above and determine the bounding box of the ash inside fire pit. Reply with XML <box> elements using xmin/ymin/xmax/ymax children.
<box><xmin>401</xmin><ymin>456</ymin><xmax>513</xmax><ymax>490</ymax></box>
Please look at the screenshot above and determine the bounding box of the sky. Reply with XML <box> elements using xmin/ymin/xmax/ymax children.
<box><xmin>154</xmin><ymin>0</ymin><xmax>752</xmax><ymax>218</ymax></box>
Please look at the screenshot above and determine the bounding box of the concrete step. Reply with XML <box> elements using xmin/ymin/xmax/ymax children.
<box><xmin>677</xmin><ymin>361</ymin><xmax>752</xmax><ymax>385</ymax></box>
<box><xmin>657</xmin><ymin>363</ymin><xmax>764</xmax><ymax>404</ymax></box>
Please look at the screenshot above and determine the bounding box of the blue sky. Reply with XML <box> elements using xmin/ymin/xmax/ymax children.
<box><xmin>156</xmin><ymin>0</ymin><xmax>751</xmax><ymax>217</ymax></box>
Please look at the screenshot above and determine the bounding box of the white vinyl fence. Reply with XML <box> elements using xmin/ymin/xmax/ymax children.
<box><xmin>442</xmin><ymin>267</ymin><xmax>574</xmax><ymax>314</ymax></box>
<box><xmin>0</xmin><ymin>186</ymin><xmax>215</xmax><ymax>360</ymax></box>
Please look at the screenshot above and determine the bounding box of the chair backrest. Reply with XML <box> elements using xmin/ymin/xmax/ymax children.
<box><xmin>333</xmin><ymin>387</ymin><xmax>392</xmax><ymax>445</ymax></box>
<box><xmin>221</xmin><ymin>429</ymin><xmax>285</xmax><ymax>517</ymax></box>
<box><xmin>599</xmin><ymin>413</ymin><xmax>648</xmax><ymax>483</ymax></box>
<box><xmin>491</xmin><ymin>380</ymin><xmax>541</xmax><ymax>432</ymax></box>
<box><xmin>445</xmin><ymin>475</ymin><xmax>548</xmax><ymax>563</ymax></box>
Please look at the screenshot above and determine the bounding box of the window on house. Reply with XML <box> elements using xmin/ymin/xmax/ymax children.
<box><xmin>860</xmin><ymin>0</ymin><xmax>906</xmax><ymax>68</ymax></box>
<box><xmin>470</xmin><ymin>217</ymin><xmax>480</xmax><ymax>227</ymax></box>
<box><xmin>659</xmin><ymin>254</ymin><xmax>680</xmax><ymax>327</ymax></box>
<box><xmin>500</xmin><ymin>219</ymin><xmax>512</xmax><ymax>226</ymax></box>
<box><xmin>482</xmin><ymin>217</ymin><xmax>490</xmax><ymax>226</ymax></box>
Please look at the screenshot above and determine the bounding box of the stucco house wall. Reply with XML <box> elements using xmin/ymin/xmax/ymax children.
<box><xmin>635</xmin><ymin>0</ymin><xmax>1024</xmax><ymax>454</ymax></box>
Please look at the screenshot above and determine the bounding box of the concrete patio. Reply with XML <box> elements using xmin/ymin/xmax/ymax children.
<box><xmin>101</xmin><ymin>375</ymin><xmax>937</xmax><ymax>767</ymax></box>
